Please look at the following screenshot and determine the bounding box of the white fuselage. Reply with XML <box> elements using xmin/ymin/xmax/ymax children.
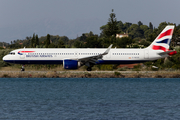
<box><xmin>3</xmin><ymin>48</ymin><xmax>167</xmax><ymax>65</ymax></box>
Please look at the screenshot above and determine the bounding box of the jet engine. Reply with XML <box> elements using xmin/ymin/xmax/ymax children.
<box><xmin>63</xmin><ymin>59</ymin><xmax>81</xmax><ymax>69</ymax></box>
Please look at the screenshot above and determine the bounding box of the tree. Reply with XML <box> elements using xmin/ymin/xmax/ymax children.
<box><xmin>100</xmin><ymin>25</ymin><xmax>108</xmax><ymax>37</ymax></box>
<box><xmin>74</xmin><ymin>40</ymin><xmax>84</xmax><ymax>48</ymax></box>
<box><xmin>89</xmin><ymin>31</ymin><xmax>94</xmax><ymax>37</ymax></box>
<box><xmin>140</xmin><ymin>39</ymin><xmax>151</xmax><ymax>47</ymax></box>
<box><xmin>31</xmin><ymin>33</ymin><xmax>35</xmax><ymax>48</ymax></box>
<box><xmin>103</xmin><ymin>9</ymin><xmax>120</xmax><ymax>37</ymax></box>
<box><xmin>140</xmin><ymin>25</ymin><xmax>150</xmax><ymax>38</ymax></box>
<box><xmin>128</xmin><ymin>24</ymin><xmax>143</xmax><ymax>38</ymax></box>
<box><xmin>58</xmin><ymin>36</ymin><xmax>69</xmax><ymax>44</ymax></box>
<box><xmin>124</xmin><ymin>22</ymin><xmax>132</xmax><ymax>30</ymax></box>
<box><xmin>116</xmin><ymin>37</ymin><xmax>133</xmax><ymax>48</ymax></box>
<box><xmin>58</xmin><ymin>40</ymin><xmax>65</xmax><ymax>48</ymax></box>
<box><xmin>140</xmin><ymin>25</ymin><xmax>149</xmax><ymax>32</ymax></box>
<box><xmin>45</xmin><ymin>34</ymin><xmax>50</xmax><ymax>48</ymax></box>
<box><xmin>48</xmin><ymin>43</ymin><xmax>56</xmax><ymax>48</ymax></box>
<box><xmin>157</xmin><ymin>22</ymin><xmax>168</xmax><ymax>34</ymax></box>
<box><xmin>79</xmin><ymin>34</ymin><xmax>87</xmax><ymax>41</ymax></box>
<box><xmin>144</xmin><ymin>29</ymin><xmax>153</xmax><ymax>39</ymax></box>
<box><xmin>84</xmin><ymin>36</ymin><xmax>103</xmax><ymax>48</ymax></box>
<box><xmin>172</xmin><ymin>24</ymin><xmax>180</xmax><ymax>47</ymax></box>
<box><xmin>35</xmin><ymin>34</ymin><xmax>39</xmax><ymax>47</ymax></box>
<box><xmin>138</xmin><ymin>21</ymin><xmax>143</xmax><ymax>26</ymax></box>
<box><xmin>149</xmin><ymin>22</ymin><xmax>153</xmax><ymax>30</ymax></box>
<box><xmin>117</xmin><ymin>21</ymin><xmax>124</xmax><ymax>32</ymax></box>
<box><xmin>147</xmin><ymin>28</ymin><xmax>158</xmax><ymax>42</ymax></box>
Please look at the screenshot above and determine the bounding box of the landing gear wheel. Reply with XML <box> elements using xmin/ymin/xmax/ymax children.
<box><xmin>87</xmin><ymin>67</ymin><xmax>92</xmax><ymax>71</ymax></box>
<box><xmin>21</xmin><ymin>65</ymin><xmax>25</xmax><ymax>71</ymax></box>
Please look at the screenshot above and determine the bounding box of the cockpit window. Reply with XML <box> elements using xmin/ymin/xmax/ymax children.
<box><xmin>9</xmin><ymin>52</ymin><xmax>15</xmax><ymax>55</ymax></box>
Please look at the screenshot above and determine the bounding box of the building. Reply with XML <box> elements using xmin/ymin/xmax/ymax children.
<box><xmin>116</xmin><ymin>33</ymin><xmax>128</xmax><ymax>38</ymax></box>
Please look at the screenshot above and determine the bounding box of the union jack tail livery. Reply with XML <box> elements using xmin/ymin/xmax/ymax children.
<box><xmin>147</xmin><ymin>25</ymin><xmax>176</xmax><ymax>56</ymax></box>
<box><xmin>148</xmin><ymin>25</ymin><xmax>174</xmax><ymax>51</ymax></box>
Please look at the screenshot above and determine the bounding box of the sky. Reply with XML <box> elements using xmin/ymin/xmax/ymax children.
<box><xmin>0</xmin><ymin>0</ymin><xmax>180</xmax><ymax>43</ymax></box>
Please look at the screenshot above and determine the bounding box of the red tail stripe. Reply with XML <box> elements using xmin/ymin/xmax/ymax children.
<box><xmin>152</xmin><ymin>45</ymin><xmax>167</xmax><ymax>52</ymax></box>
<box><xmin>157</xmin><ymin>29</ymin><xmax>173</xmax><ymax>39</ymax></box>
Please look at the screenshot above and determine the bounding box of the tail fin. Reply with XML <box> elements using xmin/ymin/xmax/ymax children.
<box><xmin>147</xmin><ymin>25</ymin><xmax>175</xmax><ymax>52</ymax></box>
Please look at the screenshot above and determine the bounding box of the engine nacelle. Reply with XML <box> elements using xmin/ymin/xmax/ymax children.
<box><xmin>63</xmin><ymin>59</ymin><xmax>81</xmax><ymax>69</ymax></box>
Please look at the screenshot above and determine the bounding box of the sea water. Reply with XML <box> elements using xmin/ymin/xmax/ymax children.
<box><xmin>0</xmin><ymin>78</ymin><xmax>180</xmax><ymax>120</ymax></box>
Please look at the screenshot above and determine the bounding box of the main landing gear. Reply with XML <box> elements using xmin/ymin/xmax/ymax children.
<box><xmin>86</xmin><ymin>62</ymin><xmax>93</xmax><ymax>71</ymax></box>
<box><xmin>87</xmin><ymin>67</ymin><xmax>92</xmax><ymax>71</ymax></box>
<box><xmin>21</xmin><ymin>65</ymin><xmax>25</xmax><ymax>71</ymax></box>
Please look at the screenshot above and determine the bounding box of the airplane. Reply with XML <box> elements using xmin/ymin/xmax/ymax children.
<box><xmin>3</xmin><ymin>25</ymin><xmax>177</xmax><ymax>71</ymax></box>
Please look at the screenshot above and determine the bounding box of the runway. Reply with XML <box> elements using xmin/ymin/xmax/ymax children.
<box><xmin>0</xmin><ymin>70</ymin><xmax>170</xmax><ymax>74</ymax></box>
<box><xmin>0</xmin><ymin>70</ymin><xmax>179</xmax><ymax>78</ymax></box>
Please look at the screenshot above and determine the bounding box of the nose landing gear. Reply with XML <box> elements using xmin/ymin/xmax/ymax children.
<box><xmin>21</xmin><ymin>65</ymin><xmax>25</xmax><ymax>71</ymax></box>
<box><xmin>87</xmin><ymin>67</ymin><xmax>92</xmax><ymax>71</ymax></box>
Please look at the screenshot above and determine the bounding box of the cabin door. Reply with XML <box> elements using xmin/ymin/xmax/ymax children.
<box><xmin>144</xmin><ymin>50</ymin><xmax>149</xmax><ymax>59</ymax></box>
<box><xmin>20</xmin><ymin>52</ymin><xmax>25</xmax><ymax>59</ymax></box>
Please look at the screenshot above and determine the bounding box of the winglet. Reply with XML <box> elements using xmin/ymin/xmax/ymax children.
<box><xmin>102</xmin><ymin>44</ymin><xmax>113</xmax><ymax>55</ymax></box>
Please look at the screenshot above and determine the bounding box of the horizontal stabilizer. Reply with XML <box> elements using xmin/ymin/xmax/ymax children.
<box><xmin>158</xmin><ymin>50</ymin><xmax>177</xmax><ymax>56</ymax></box>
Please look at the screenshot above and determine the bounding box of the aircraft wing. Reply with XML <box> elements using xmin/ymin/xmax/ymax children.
<box><xmin>78</xmin><ymin>44</ymin><xmax>113</xmax><ymax>65</ymax></box>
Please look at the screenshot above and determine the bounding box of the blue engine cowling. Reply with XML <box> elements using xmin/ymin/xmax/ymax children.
<box><xmin>63</xmin><ymin>59</ymin><xmax>80</xmax><ymax>69</ymax></box>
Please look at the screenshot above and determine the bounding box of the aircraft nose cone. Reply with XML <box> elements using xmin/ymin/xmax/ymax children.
<box><xmin>3</xmin><ymin>55</ymin><xmax>8</xmax><ymax>61</ymax></box>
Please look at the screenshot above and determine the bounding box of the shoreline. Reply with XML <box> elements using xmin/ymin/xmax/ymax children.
<box><xmin>0</xmin><ymin>71</ymin><xmax>180</xmax><ymax>78</ymax></box>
